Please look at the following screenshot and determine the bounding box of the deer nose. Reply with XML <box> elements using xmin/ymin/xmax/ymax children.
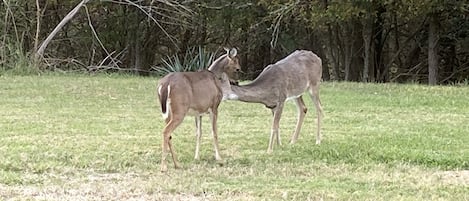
<box><xmin>235</xmin><ymin>68</ymin><xmax>241</xmax><ymax>72</ymax></box>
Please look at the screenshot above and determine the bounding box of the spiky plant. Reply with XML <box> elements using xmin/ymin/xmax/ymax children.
<box><xmin>154</xmin><ymin>46</ymin><xmax>216</xmax><ymax>76</ymax></box>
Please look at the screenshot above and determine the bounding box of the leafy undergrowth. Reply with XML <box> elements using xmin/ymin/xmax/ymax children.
<box><xmin>1</xmin><ymin>75</ymin><xmax>468</xmax><ymax>200</ymax></box>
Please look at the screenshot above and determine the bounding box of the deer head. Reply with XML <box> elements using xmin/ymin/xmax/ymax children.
<box><xmin>209</xmin><ymin>48</ymin><xmax>241</xmax><ymax>85</ymax></box>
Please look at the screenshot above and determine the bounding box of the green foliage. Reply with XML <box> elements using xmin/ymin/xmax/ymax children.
<box><xmin>153</xmin><ymin>46</ymin><xmax>216</xmax><ymax>76</ymax></box>
<box><xmin>0</xmin><ymin>42</ymin><xmax>40</xmax><ymax>76</ymax></box>
<box><xmin>1</xmin><ymin>0</ymin><xmax>469</xmax><ymax>82</ymax></box>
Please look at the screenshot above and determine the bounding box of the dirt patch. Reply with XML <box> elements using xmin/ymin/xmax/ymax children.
<box><xmin>0</xmin><ymin>172</ymin><xmax>209</xmax><ymax>201</ymax></box>
<box><xmin>434</xmin><ymin>170</ymin><xmax>469</xmax><ymax>186</ymax></box>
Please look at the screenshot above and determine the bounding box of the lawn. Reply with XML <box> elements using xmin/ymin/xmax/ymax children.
<box><xmin>0</xmin><ymin>74</ymin><xmax>468</xmax><ymax>200</ymax></box>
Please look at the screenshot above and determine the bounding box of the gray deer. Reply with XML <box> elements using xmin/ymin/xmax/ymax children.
<box><xmin>223</xmin><ymin>50</ymin><xmax>324</xmax><ymax>153</ymax></box>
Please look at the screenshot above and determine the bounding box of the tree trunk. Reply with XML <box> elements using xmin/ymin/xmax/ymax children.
<box><xmin>362</xmin><ymin>15</ymin><xmax>374</xmax><ymax>82</ymax></box>
<box><xmin>327</xmin><ymin>25</ymin><xmax>340</xmax><ymax>80</ymax></box>
<box><xmin>374</xmin><ymin>5</ymin><xmax>386</xmax><ymax>82</ymax></box>
<box><xmin>428</xmin><ymin>13</ymin><xmax>439</xmax><ymax>85</ymax></box>
<box><xmin>350</xmin><ymin>19</ymin><xmax>363</xmax><ymax>81</ymax></box>
<box><xmin>336</xmin><ymin>25</ymin><xmax>345</xmax><ymax>80</ymax></box>
<box><xmin>34</xmin><ymin>0</ymin><xmax>41</xmax><ymax>52</ymax></box>
<box><xmin>317</xmin><ymin>45</ymin><xmax>331</xmax><ymax>81</ymax></box>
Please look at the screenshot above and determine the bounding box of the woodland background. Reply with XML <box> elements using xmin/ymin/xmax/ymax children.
<box><xmin>1</xmin><ymin>0</ymin><xmax>468</xmax><ymax>84</ymax></box>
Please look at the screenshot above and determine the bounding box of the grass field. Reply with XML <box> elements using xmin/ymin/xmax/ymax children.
<box><xmin>1</xmin><ymin>74</ymin><xmax>468</xmax><ymax>200</ymax></box>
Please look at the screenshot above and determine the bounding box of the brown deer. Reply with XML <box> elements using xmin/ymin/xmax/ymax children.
<box><xmin>157</xmin><ymin>48</ymin><xmax>240</xmax><ymax>172</ymax></box>
<box><xmin>223</xmin><ymin>50</ymin><xmax>323</xmax><ymax>153</ymax></box>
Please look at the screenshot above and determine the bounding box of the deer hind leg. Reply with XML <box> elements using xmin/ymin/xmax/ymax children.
<box><xmin>160</xmin><ymin>116</ymin><xmax>183</xmax><ymax>172</ymax></box>
<box><xmin>291</xmin><ymin>96</ymin><xmax>307</xmax><ymax>144</ymax></box>
<box><xmin>209</xmin><ymin>108</ymin><xmax>222</xmax><ymax>161</ymax></box>
<box><xmin>168</xmin><ymin>135</ymin><xmax>180</xmax><ymax>169</ymax></box>
<box><xmin>308</xmin><ymin>83</ymin><xmax>323</xmax><ymax>145</ymax></box>
<box><xmin>268</xmin><ymin>102</ymin><xmax>284</xmax><ymax>153</ymax></box>
<box><xmin>194</xmin><ymin>115</ymin><xmax>202</xmax><ymax>160</ymax></box>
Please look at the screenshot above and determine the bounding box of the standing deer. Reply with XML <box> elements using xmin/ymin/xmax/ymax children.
<box><xmin>223</xmin><ymin>50</ymin><xmax>323</xmax><ymax>153</ymax></box>
<box><xmin>157</xmin><ymin>48</ymin><xmax>240</xmax><ymax>172</ymax></box>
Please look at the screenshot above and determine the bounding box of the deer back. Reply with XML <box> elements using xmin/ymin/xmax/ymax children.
<box><xmin>158</xmin><ymin>71</ymin><xmax>223</xmax><ymax>115</ymax></box>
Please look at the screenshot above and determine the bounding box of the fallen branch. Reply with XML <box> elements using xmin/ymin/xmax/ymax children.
<box><xmin>440</xmin><ymin>61</ymin><xmax>469</xmax><ymax>83</ymax></box>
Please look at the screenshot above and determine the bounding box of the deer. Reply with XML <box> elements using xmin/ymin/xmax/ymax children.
<box><xmin>157</xmin><ymin>48</ymin><xmax>240</xmax><ymax>172</ymax></box>
<box><xmin>222</xmin><ymin>50</ymin><xmax>324</xmax><ymax>153</ymax></box>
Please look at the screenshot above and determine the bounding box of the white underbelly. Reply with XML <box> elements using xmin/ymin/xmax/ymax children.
<box><xmin>286</xmin><ymin>94</ymin><xmax>302</xmax><ymax>101</ymax></box>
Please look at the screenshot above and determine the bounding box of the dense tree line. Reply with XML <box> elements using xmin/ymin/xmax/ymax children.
<box><xmin>1</xmin><ymin>0</ymin><xmax>468</xmax><ymax>84</ymax></box>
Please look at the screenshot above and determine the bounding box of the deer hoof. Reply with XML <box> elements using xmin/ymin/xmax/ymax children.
<box><xmin>216</xmin><ymin>159</ymin><xmax>225</xmax><ymax>166</ymax></box>
<box><xmin>174</xmin><ymin>163</ymin><xmax>181</xmax><ymax>169</ymax></box>
<box><xmin>160</xmin><ymin>164</ymin><xmax>168</xmax><ymax>172</ymax></box>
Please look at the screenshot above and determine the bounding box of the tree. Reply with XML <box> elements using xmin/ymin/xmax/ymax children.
<box><xmin>1</xmin><ymin>0</ymin><xmax>468</xmax><ymax>83</ymax></box>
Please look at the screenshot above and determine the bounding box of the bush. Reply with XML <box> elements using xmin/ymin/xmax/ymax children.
<box><xmin>1</xmin><ymin>42</ymin><xmax>40</xmax><ymax>76</ymax></box>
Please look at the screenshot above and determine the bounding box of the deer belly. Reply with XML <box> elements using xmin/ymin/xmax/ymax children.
<box><xmin>187</xmin><ymin>108</ymin><xmax>209</xmax><ymax>116</ymax></box>
<box><xmin>285</xmin><ymin>82</ymin><xmax>309</xmax><ymax>101</ymax></box>
<box><xmin>286</xmin><ymin>94</ymin><xmax>302</xmax><ymax>101</ymax></box>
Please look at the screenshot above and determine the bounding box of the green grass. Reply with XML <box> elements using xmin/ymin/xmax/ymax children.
<box><xmin>1</xmin><ymin>74</ymin><xmax>468</xmax><ymax>200</ymax></box>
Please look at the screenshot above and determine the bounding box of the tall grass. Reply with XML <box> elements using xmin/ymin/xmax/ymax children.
<box><xmin>0</xmin><ymin>42</ymin><xmax>40</xmax><ymax>75</ymax></box>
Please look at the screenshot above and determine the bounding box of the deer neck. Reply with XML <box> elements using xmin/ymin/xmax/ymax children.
<box><xmin>207</xmin><ymin>55</ymin><xmax>227</xmax><ymax>77</ymax></box>
<box><xmin>229</xmin><ymin>83</ymin><xmax>274</xmax><ymax>106</ymax></box>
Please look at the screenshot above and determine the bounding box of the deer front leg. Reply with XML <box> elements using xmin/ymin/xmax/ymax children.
<box><xmin>291</xmin><ymin>96</ymin><xmax>307</xmax><ymax>144</ymax></box>
<box><xmin>209</xmin><ymin>109</ymin><xmax>222</xmax><ymax>161</ymax></box>
<box><xmin>268</xmin><ymin>103</ymin><xmax>284</xmax><ymax>153</ymax></box>
<box><xmin>194</xmin><ymin>116</ymin><xmax>202</xmax><ymax>160</ymax></box>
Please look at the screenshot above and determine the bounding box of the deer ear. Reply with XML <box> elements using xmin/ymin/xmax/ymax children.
<box><xmin>228</xmin><ymin>48</ymin><xmax>237</xmax><ymax>59</ymax></box>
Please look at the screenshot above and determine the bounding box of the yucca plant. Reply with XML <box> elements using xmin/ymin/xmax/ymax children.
<box><xmin>154</xmin><ymin>46</ymin><xmax>216</xmax><ymax>76</ymax></box>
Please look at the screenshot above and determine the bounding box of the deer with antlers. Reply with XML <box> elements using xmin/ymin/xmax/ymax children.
<box><xmin>223</xmin><ymin>50</ymin><xmax>324</xmax><ymax>153</ymax></box>
<box><xmin>157</xmin><ymin>48</ymin><xmax>240</xmax><ymax>172</ymax></box>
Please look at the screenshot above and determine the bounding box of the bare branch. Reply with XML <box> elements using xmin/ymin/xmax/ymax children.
<box><xmin>440</xmin><ymin>61</ymin><xmax>469</xmax><ymax>83</ymax></box>
<box><xmin>2</xmin><ymin>0</ymin><xmax>20</xmax><ymax>44</ymax></box>
<box><xmin>84</xmin><ymin>6</ymin><xmax>120</xmax><ymax>69</ymax></box>
<box><xmin>35</xmin><ymin>0</ymin><xmax>93</xmax><ymax>59</ymax></box>
<box><xmin>102</xmin><ymin>0</ymin><xmax>196</xmax><ymax>50</ymax></box>
<box><xmin>268</xmin><ymin>1</ymin><xmax>297</xmax><ymax>49</ymax></box>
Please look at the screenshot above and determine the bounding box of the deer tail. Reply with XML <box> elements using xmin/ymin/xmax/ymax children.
<box><xmin>158</xmin><ymin>83</ymin><xmax>171</xmax><ymax>119</ymax></box>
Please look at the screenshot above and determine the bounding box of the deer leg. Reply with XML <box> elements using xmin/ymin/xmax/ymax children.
<box><xmin>209</xmin><ymin>109</ymin><xmax>222</xmax><ymax>161</ymax></box>
<box><xmin>160</xmin><ymin>117</ymin><xmax>183</xmax><ymax>172</ymax></box>
<box><xmin>194</xmin><ymin>115</ymin><xmax>202</xmax><ymax>160</ymax></box>
<box><xmin>291</xmin><ymin>96</ymin><xmax>307</xmax><ymax>144</ymax></box>
<box><xmin>308</xmin><ymin>85</ymin><xmax>323</xmax><ymax>145</ymax></box>
<box><xmin>168</xmin><ymin>136</ymin><xmax>180</xmax><ymax>169</ymax></box>
<box><xmin>268</xmin><ymin>103</ymin><xmax>284</xmax><ymax>153</ymax></box>
<box><xmin>161</xmin><ymin>133</ymin><xmax>170</xmax><ymax>172</ymax></box>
